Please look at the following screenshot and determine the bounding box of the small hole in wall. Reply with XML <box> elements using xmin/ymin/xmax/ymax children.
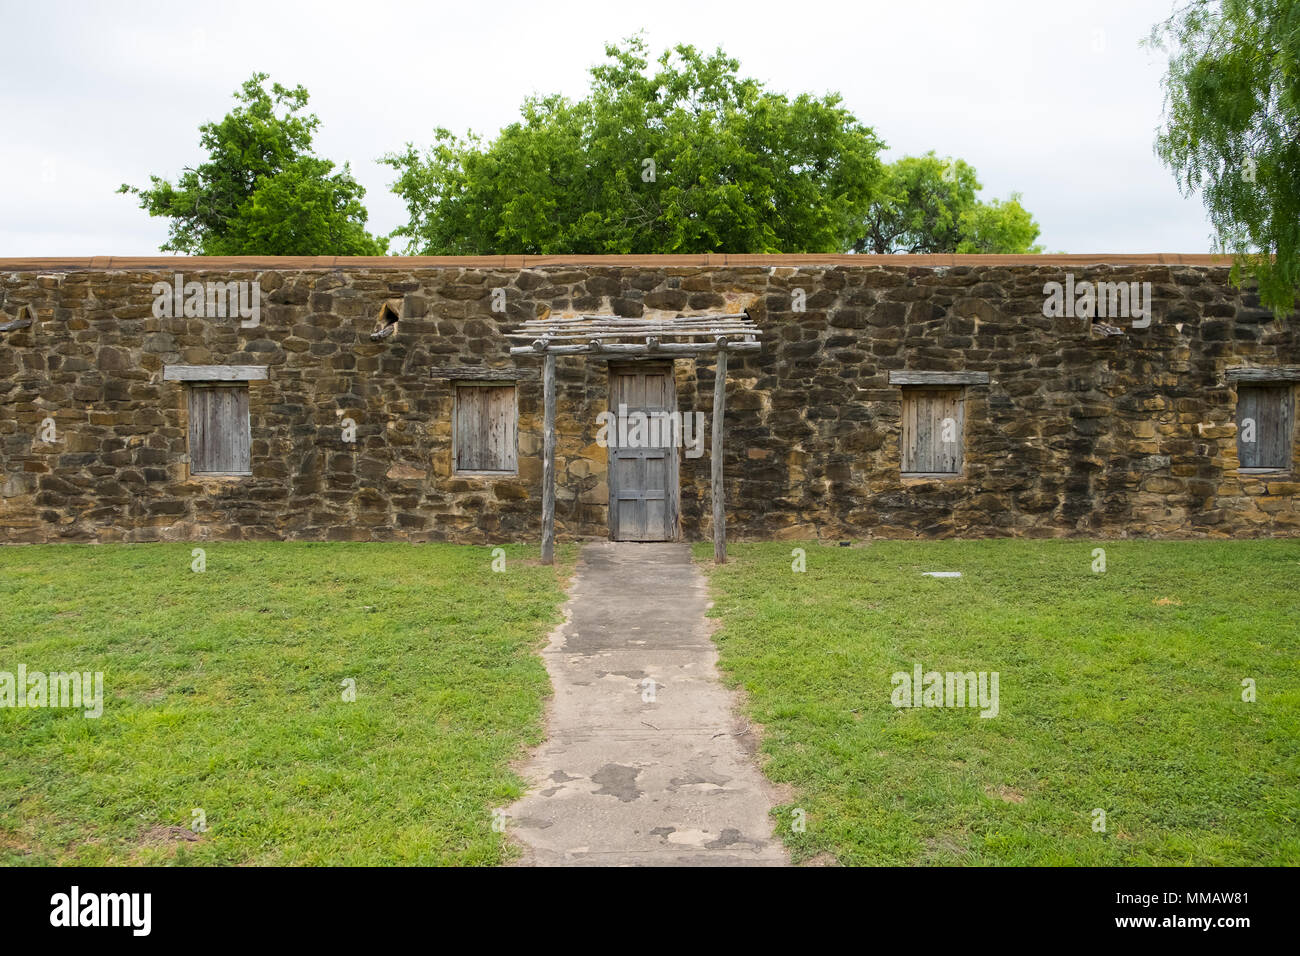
<box><xmin>370</xmin><ymin>300</ymin><xmax>401</xmax><ymax>341</ymax></box>
<box><xmin>0</xmin><ymin>304</ymin><xmax>35</xmax><ymax>334</ymax></box>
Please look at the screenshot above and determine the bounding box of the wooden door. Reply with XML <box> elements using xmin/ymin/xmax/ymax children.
<box><xmin>608</xmin><ymin>364</ymin><xmax>679</xmax><ymax>541</ymax></box>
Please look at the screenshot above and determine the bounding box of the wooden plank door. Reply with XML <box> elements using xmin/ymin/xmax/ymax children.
<box><xmin>608</xmin><ymin>364</ymin><xmax>679</xmax><ymax>541</ymax></box>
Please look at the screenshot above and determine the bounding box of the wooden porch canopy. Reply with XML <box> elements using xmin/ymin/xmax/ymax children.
<box><xmin>507</xmin><ymin>313</ymin><xmax>762</xmax><ymax>565</ymax></box>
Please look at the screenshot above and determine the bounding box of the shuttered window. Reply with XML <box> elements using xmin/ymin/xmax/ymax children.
<box><xmin>901</xmin><ymin>387</ymin><xmax>964</xmax><ymax>475</ymax></box>
<box><xmin>454</xmin><ymin>384</ymin><xmax>517</xmax><ymax>473</ymax></box>
<box><xmin>1237</xmin><ymin>385</ymin><xmax>1294</xmax><ymax>471</ymax></box>
<box><xmin>187</xmin><ymin>384</ymin><xmax>251</xmax><ymax>475</ymax></box>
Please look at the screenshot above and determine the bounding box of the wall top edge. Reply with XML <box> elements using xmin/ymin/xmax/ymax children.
<box><xmin>0</xmin><ymin>253</ymin><xmax>1235</xmax><ymax>272</ymax></box>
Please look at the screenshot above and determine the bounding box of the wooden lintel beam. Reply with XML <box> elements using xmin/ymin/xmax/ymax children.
<box><xmin>163</xmin><ymin>365</ymin><xmax>269</xmax><ymax>381</ymax></box>
<box><xmin>509</xmin><ymin>344</ymin><xmax>591</xmax><ymax>355</ymax></box>
<box><xmin>509</xmin><ymin>341</ymin><xmax>760</xmax><ymax>356</ymax></box>
<box><xmin>887</xmin><ymin>370</ymin><xmax>991</xmax><ymax>386</ymax></box>
<box><xmin>1226</xmin><ymin>366</ymin><xmax>1300</xmax><ymax>383</ymax></box>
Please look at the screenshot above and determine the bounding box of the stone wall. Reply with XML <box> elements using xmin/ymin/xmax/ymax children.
<box><xmin>2</xmin><ymin>257</ymin><xmax>1298</xmax><ymax>544</ymax></box>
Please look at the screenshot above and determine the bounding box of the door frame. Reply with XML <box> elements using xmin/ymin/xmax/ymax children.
<box><xmin>607</xmin><ymin>361</ymin><xmax>680</xmax><ymax>541</ymax></box>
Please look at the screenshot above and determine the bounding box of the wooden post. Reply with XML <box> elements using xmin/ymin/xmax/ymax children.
<box><xmin>541</xmin><ymin>351</ymin><xmax>556</xmax><ymax>565</ymax></box>
<box><xmin>712</xmin><ymin>339</ymin><xmax>728</xmax><ymax>564</ymax></box>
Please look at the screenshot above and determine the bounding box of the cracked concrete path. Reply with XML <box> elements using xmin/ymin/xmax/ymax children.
<box><xmin>507</xmin><ymin>542</ymin><xmax>789</xmax><ymax>866</ymax></box>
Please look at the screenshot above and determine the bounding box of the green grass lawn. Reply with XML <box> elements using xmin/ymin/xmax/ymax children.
<box><xmin>696</xmin><ymin>540</ymin><xmax>1300</xmax><ymax>866</ymax></box>
<box><xmin>0</xmin><ymin>542</ymin><xmax>571</xmax><ymax>865</ymax></box>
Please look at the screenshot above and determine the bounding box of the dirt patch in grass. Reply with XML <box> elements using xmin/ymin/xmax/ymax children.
<box><xmin>0</xmin><ymin>829</ymin><xmax>33</xmax><ymax>857</ymax></box>
<box><xmin>141</xmin><ymin>825</ymin><xmax>201</xmax><ymax>844</ymax></box>
<box><xmin>986</xmin><ymin>785</ymin><xmax>1026</xmax><ymax>804</ymax></box>
<box><xmin>923</xmin><ymin>832</ymin><xmax>971</xmax><ymax>862</ymax></box>
<box><xmin>125</xmin><ymin>825</ymin><xmax>203</xmax><ymax>865</ymax></box>
<box><xmin>800</xmin><ymin>851</ymin><xmax>840</xmax><ymax>866</ymax></box>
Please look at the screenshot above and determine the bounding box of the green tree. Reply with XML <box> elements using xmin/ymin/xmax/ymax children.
<box><xmin>384</xmin><ymin>37</ymin><xmax>885</xmax><ymax>254</ymax></box>
<box><xmin>853</xmin><ymin>152</ymin><xmax>1042</xmax><ymax>254</ymax></box>
<box><xmin>956</xmin><ymin>193</ymin><xmax>1044</xmax><ymax>254</ymax></box>
<box><xmin>1150</xmin><ymin>0</ymin><xmax>1300</xmax><ymax>314</ymax></box>
<box><xmin>119</xmin><ymin>73</ymin><xmax>385</xmax><ymax>256</ymax></box>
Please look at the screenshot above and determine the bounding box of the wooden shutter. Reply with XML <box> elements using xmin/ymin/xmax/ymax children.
<box><xmin>188</xmin><ymin>384</ymin><xmax>251</xmax><ymax>474</ymax></box>
<box><xmin>901</xmin><ymin>387</ymin><xmax>964</xmax><ymax>475</ymax></box>
<box><xmin>1237</xmin><ymin>385</ymin><xmax>1294</xmax><ymax>470</ymax></box>
<box><xmin>455</xmin><ymin>384</ymin><xmax>517</xmax><ymax>472</ymax></box>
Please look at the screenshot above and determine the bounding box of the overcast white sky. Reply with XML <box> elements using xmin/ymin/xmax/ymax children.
<box><xmin>0</xmin><ymin>0</ymin><xmax>1211</xmax><ymax>256</ymax></box>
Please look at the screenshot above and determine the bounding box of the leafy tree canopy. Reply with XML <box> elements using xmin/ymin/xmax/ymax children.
<box><xmin>1150</xmin><ymin>0</ymin><xmax>1300</xmax><ymax>314</ymax></box>
<box><xmin>853</xmin><ymin>152</ymin><xmax>1043</xmax><ymax>254</ymax></box>
<box><xmin>119</xmin><ymin>73</ymin><xmax>385</xmax><ymax>256</ymax></box>
<box><xmin>383</xmin><ymin>36</ymin><xmax>886</xmax><ymax>254</ymax></box>
<box><xmin>957</xmin><ymin>193</ymin><xmax>1044</xmax><ymax>254</ymax></box>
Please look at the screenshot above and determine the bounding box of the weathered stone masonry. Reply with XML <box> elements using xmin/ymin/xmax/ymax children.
<box><xmin>2</xmin><ymin>255</ymin><xmax>1298</xmax><ymax>544</ymax></box>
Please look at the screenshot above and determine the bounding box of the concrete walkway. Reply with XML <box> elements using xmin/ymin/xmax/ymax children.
<box><xmin>507</xmin><ymin>542</ymin><xmax>789</xmax><ymax>866</ymax></box>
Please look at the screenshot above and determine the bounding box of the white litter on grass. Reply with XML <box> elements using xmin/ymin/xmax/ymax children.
<box><xmin>922</xmin><ymin>571</ymin><xmax>962</xmax><ymax>578</ymax></box>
